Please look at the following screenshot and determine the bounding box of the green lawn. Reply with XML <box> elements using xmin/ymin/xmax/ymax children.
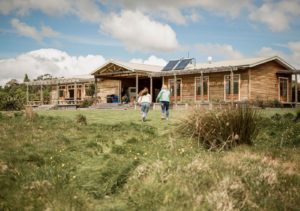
<box><xmin>0</xmin><ymin>108</ymin><xmax>300</xmax><ymax>210</ymax></box>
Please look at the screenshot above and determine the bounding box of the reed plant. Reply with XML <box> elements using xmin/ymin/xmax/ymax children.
<box><xmin>177</xmin><ymin>106</ymin><xmax>260</xmax><ymax>150</ymax></box>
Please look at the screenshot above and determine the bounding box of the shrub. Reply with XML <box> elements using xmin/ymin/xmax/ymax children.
<box><xmin>80</xmin><ymin>98</ymin><xmax>94</xmax><ymax>108</ymax></box>
<box><xmin>294</xmin><ymin>110</ymin><xmax>300</xmax><ymax>122</ymax></box>
<box><xmin>177</xmin><ymin>106</ymin><xmax>260</xmax><ymax>150</ymax></box>
<box><xmin>76</xmin><ymin>114</ymin><xmax>87</xmax><ymax>125</ymax></box>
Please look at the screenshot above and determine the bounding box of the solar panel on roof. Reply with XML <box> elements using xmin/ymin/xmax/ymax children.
<box><xmin>174</xmin><ymin>58</ymin><xmax>193</xmax><ymax>70</ymax></box>
<box><xmin>162</xmin><ymin>60</ymin><xmax>180</xmax><ymax>71</ymax></box>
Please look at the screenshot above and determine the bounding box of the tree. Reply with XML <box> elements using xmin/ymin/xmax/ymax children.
<box><xmin>24</xmin><ymin>74</ymin><xmax>30</xmax><ymax>82</ymax></box>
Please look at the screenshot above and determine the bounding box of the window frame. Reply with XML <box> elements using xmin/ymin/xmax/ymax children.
<box><xmin>224</xmin><ymin>74</ymin><xmax>240</xmax><ymax>101</ymax></box>
<box><xmin>168</xmin><ymin>78</ymin><xmax>182</xmax><ymax>102</ymax></box>
<box><xmin>194</xmin><ymin>76</ymin><xmax>209</xmax><ymax>102</ymax></box>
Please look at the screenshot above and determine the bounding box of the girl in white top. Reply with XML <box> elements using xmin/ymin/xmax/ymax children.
<box><xmin>138</xmin><ymin>87</ymin><xmax>152</xmax><ymax>122</ymax></box>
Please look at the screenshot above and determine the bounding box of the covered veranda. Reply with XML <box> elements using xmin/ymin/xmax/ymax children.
<box><xmin>92</xmin><ymin>60</ymin><xmax>163</xmax><ymax>104</ymax></box>
<box><xmin>25</xmin><ymin>77</ymin><xmax>94</xmax><ymax>107</ymax></box>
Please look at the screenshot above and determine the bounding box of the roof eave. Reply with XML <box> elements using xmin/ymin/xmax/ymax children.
<box><xmin>91</xmin><ymin>60</ymin><xmax>135</xmax><ymax>75</ymax></box>
<box><xmin>248</xmin><ymin>56</ymin><xmax>295</xmax><ymax>70</ymax></box>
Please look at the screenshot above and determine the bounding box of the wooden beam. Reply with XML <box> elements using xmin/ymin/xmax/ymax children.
<box><xmin>119</xmin><ymin>80</ymin><xmax>122</xmax><ymax>103</ymax></box>
<box><xmin>40</xmin><ymin>84</ymin><xmax>43</xmax><ymax>105</ymax></box>
<box><xmin>57</xmin><ymin>83</ymin><xmax>59</xmax><ymax>104</ymax></box>
<box><xmin>230</xmin><ymin>69</ymin><xmax>234</xmax><ymax>106</ymax></box>
<box><xmin>150</xmin><ymin>76</ymin><xmax>153</xmax><ymax>102</ymax></box>
<box><xmin>94</xmin><ymin>77</ymin><xmax>98</xmax><ymax>99</ymax></box>
<box><xmin>136</xmin><ymin>74</ymin><xmax>139</xmax><ymax>99</ymax></box>
<box><xmin>174</xmin><ymin>74</ymin><xmax>177</xmax><ymax>105</ymax></box>
<box><xmin>74</xmin><ymin>82</ymin><xmax>77</xmax><ymax>105</ymax></box>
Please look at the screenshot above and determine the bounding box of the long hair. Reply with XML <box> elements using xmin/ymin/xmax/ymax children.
<box><xmin>139</xmin><ymin>87</ymin><xmax>149</xmax><ymax>96</ymax></box>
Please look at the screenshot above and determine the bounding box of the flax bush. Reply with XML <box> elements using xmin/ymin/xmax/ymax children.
<box><xmin>177</xmin><ymin>106</ymin><xmax>260</xmax><ymax>150</ymax></box>
<box><xmin>76</xmin><ymin>114</ymin><xmax>87</xmax><ymax>125</ymax></box>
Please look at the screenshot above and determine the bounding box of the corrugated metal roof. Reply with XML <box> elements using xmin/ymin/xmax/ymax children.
<box><xmin>194</xmin><ymin>56</ymin><xmax>295</xmax><ymax>70</ymax></box>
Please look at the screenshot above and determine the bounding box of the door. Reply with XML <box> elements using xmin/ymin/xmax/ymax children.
<box><xmin>279</xmin><ymin>78</ymin><xmax>288</xmax><ymax>102</ymax></box>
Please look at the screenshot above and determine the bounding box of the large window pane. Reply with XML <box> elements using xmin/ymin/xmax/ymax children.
<box><xmin>225</xmin><ymin>74</ymin><xmax>239</xmax><ymax>100</ymax></box>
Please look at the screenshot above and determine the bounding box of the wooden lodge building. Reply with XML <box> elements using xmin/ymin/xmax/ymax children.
<box><xmin>92</xmin><ymin>56</ymin><xmax>300</xmax><ymax>106</ymax></box>
<box><xmin>26</xmin><ymin>56</ymin><xmax>300</xmax><ymax>108</ymax></box>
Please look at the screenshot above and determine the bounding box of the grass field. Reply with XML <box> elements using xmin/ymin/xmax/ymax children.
<box><xmin>0</xmin><ymin>108</ymin><xmax>300</xmax><ymax>210</ymax></box>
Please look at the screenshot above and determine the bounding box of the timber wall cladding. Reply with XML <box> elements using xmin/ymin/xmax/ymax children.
<box><xmin>239</xmin><ymin>70</ymin><xmax>249</xmax><ymax>101</ymax></box>
<box><xmin>97</xmin><ymin>79</ymin><xmax>120</xmax><ymax>102</ymax></box>
<box><xmin>250</xmin><ymin>61</ymin><xmax>291</xmax><ymax>101</ymax></box>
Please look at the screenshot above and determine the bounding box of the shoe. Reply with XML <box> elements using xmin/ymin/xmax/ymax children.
<box><xmin>142</xmin><ymin>117</ymin><xmax>146</xmax><ymax>122</ymax></box>
<box><xmin>161</xmin><ymin>115</ymin><xmax>165</xmax><ymax>120</ymax></box>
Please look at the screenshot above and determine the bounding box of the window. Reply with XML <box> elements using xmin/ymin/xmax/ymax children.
<box><xmin>168</xmin><ymin>78</ymin><xmax>182</xmax><ymax>102</ymax></box>
<box><xmin>169</xmin><ymin>79</ymin><xmax>181</xmax><ymax>97</ymax></box>
<box><xmin>195</xmin><ymin>76</ymin><xmax>209</xmax><ymax>101</ymax></box>
<box><xmin>59</xmin><ymin>90</ymin><xmax>64</xmax><ymax>97</ymax></box>
<box><xmin>224</xmin><ymin>74</ymin><xmax>240</xmax><ymax>101</ymax></box>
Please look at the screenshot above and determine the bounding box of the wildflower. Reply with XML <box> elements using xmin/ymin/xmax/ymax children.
<box><xmin>61</xmin><ymin>163</ymin><xmax>65</xmax><ymax>167</ymax></box>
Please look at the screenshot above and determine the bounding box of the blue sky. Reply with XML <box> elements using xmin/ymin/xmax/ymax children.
<box><xmin>0</xmin><ymin>0</ymin><xmax>300</xmax><ymax>85</ymax></box>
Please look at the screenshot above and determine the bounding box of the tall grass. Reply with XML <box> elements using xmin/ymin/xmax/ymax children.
<box><xmin>1</xmin><ymin>109</ymin><xmax>300</xmax><ymax>210</ymax></box>
<box><xmin>177</xmin><ymin>106</ymin><xmax>260</xmax><ymax>150</ymax></box>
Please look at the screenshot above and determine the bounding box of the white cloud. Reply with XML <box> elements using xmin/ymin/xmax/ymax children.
<box><xmin>100</xmin><ymin>10</ymin><xmax>179</xmax><ymax>52</ymax></box>
<box><xmin>256</xmin><ymin>42</ymin><xmax>300</xmax><ymax>69</ymax></box>
<box><xmin>11</xmin><ymin>18</ymin><xmax>42</xmax><ymax>41</ymax></box>
<box><xmin>11</xmin><ymin>18</ymin><xmax>59</xmax><ymax>41</ymax></box>
<box><xmin>0</xmin><ymin>48</ymin><xmax>105</xmax><ymax>86</ymax></box>
<box><xmin>130</xmin><ymin>55</ymin><xmax>167</xmax><ymax>66</ymax></box>
<box><xmin>249</xmin><ymin>1</ymin><xmax>300</xmax><ymax>32</ymax></box>
<box><xmin>0</xmin><ymin>0</ymin><xmax>103</xmax><ymax>22</ymax></box>
<box><xmin>287</xmin><ymin>41</ymin><xmax>300</xmax><ymax>68</ymax></box>
<box><xmin>109</xmin><ymin>0</ymin><xmax>252</xmax><ymax>24</ymax></box>
<box><xmin>196</xmin><ymin>43</ymin><xmax>244</xmax><ymax>60</ymax></box>
<box><xmin>41</xmin><ymin>25</ymin><xmax>59</xmax><ymax>38</ymax></box>
<box><xmin>256</xmin><ymin>47</ymin><xmax>285</xmax><ymax>58</ymax></box>
<box><xmin>0</xmin><ymin>0</ymin><xmax>73</xmax><ymax>16</ymax></box>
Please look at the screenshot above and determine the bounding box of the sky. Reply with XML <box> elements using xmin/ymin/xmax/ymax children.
<box><xmin>0</xmin><ymin>0</ymin><xmax>300</xmax><ymax>85</ymax></box>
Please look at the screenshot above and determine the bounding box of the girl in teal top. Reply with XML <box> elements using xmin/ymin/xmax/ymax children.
<box><xmin>156</xmin><ymin>85</ymin><xmax>170</xmax><ymax>119</ymax></box>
